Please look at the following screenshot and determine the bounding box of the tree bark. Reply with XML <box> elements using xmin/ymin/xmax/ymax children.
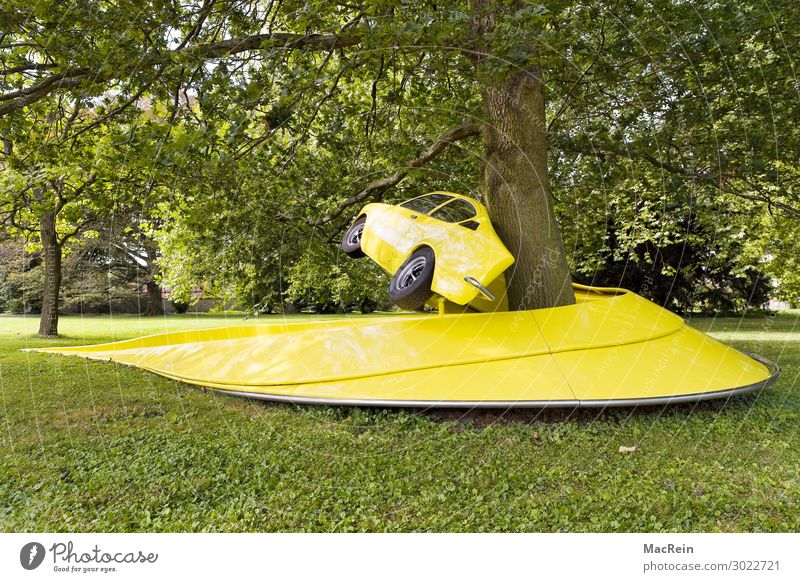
<box><xmin>142</xmin><ymin>238</ymin><xmax>164</xmax><ymax>316</ymax></box>
<box><xmin>474</xmin><ymin>1</ymin><xmax>575</xmax><ymax>310</ymax></box>
<box><xmin>38</xmin><ymin>211</ymin><xmax>62</xmax><ymax>337</ymax></box>
<box><xmin>144</xmin><ymin>279</ymin><xmax>164</xmax><ymax>316</ymax></box>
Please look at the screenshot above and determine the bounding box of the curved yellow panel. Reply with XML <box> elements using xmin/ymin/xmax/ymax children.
<box><xmin>555</xmin><ymin>325</ymin><xmax>774</xmax><ymax>402</ymax></box>
<box><xmin>33</xmin><ymin>286</ymin><xmax>779</xmax><ymax>407</ymax></box>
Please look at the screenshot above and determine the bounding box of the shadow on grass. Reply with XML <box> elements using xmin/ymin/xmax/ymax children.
<box><xmin>418</xmin><ymin>395</ymin><xmax>768</xmax><ymax>427</ymax></box>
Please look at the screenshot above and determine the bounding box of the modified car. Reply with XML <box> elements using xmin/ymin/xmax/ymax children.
<box><xmin>340</xmin><ymin>191</ymin><xmax>515</xmax><ymax>311</ymax></box>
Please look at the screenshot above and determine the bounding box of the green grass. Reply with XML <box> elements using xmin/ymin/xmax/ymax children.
<box><xmin>1</xmin><ymin>310</ymin><xmax>798</xmax><ymax>532</ymax></box>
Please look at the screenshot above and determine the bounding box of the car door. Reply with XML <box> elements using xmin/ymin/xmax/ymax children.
<box><xmin>421</xmin><ymin>197</ymin><xmax>482</xmax><ymax>298</ymax></box>
<box><xmin>384</xmin><ymin>193</ymin><xmax>454</xmax><ymax>272</ymax></box>
<box><xmin>417</xmin><ymin>196</ymin><xmax>514</xmax><ymax>306</ymax></box>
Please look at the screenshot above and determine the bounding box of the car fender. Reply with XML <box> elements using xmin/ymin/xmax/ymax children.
<box><xmin>415</xmin><ymin>233</ymin><xmax>513</xmax><ymax>306</ymax></box>
<box><xmin>359</xmin><ymin>203</ymin><xmax>413</xmax><ymax>273</ymax></box>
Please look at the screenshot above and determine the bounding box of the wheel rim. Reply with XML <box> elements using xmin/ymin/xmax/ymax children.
<box><xmin>396</xmin><ymin>256</ymin><xmax>427</xmax><ymax>290</ymax></box>
<box><xmin>347</xmin><ymin>223</ymin><xmax>364</xmax><ymax>246</ymax></box>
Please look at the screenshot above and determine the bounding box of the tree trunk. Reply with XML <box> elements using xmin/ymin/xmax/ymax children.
<box><xmin>38</xmin><ymin>211</ymin><xmax>62</xmax><ymax>337</ymax></box>
<box><xmin>473</xmin><ymin>0</ymin><xmax>575</xmax><ymax>311</ymax></box>
<box><xmin>144</xmin><ymin>279</ymin><xmax>164</xmax><ymax>316</ymax></box>
<box><xmin>142</xmin><ymin>238</ymin><xmax>164</xmax><ymax>316</ymax></box>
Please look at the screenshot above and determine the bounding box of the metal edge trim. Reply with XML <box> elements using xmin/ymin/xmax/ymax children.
<box><xmin>207</xmin><ymin>389</ymin><xmax>581</xmax><ymax>408</ymax></box>
<box><xmin>208</xmin><ymin>353</ymin><xmax>781</xmax><ymax>409</ymax></box>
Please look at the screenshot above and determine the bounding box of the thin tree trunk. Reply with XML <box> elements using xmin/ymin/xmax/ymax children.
<box><xmin>38</xmin><ymin>211</ymin><xmax>62</xmax><ymax>337</ymax></box>
<box><xmin>473</xmin><ymin>0</ymin><xmax>576</xmax><ymax>311</ymax></box>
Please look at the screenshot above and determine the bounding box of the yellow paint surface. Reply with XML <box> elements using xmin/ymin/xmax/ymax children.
<box><xmin>359</xmin><ymin>192</ymin><xmax>514</xmax><ymax>308</ymax></box>
<box><xmin>34</xmin><ymin>286</ymin><xmax>776</xmax><ymax>405</ymax></box>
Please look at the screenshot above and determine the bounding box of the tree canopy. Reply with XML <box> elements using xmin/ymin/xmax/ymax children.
<box><xmin>1</xmin><ymin>0</ymin><xmax>798</xmax><ymax>333</ymax></box>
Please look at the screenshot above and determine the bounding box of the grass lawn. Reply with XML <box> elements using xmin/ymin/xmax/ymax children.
<box><xmin>1</xmin><ymin>310</ymin><xmax>798</xmax><ymax>532</ymax></box>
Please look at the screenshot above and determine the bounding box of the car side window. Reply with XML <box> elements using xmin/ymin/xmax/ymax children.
<box><xmin>399</xmin><ymin>193</ymin><xmax>453</xmax><ymax>214</ymax></box>
<box><xmin>430</xmin><ymin>198</ymin><xmax>477</xmax><ymax>223</ymax></box>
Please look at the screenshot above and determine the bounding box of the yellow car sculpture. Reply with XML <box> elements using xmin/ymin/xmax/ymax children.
<box><xmin>32</xmin><ymin>192</ymin><xmax>781</xmax><ymax>408</ymax></box>
<box><xmin>340</xmin><ymin>191</ymin><xmax>514</xmax><ymax>311</ymax></box>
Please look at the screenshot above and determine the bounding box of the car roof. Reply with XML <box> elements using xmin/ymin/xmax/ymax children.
<box><xmin>402</xmin><ymin>191</ymin><xmax>485</xmax><ymax>208</ymax></box>
<box><xmin>398</xmin><ymin>191</ymin><xmax>489</xmax><ymax>220</ymax></box>
<box><xmin>418</xmin><ymin>191</ymin><xmax>474</xmax><ymax>201</ymax></box>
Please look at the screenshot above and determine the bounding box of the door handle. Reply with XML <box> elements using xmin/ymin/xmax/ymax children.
<box><xmin>409</xmin><ymin>214</ymin><xmax>418</xmax><ymax>219</ymax></box>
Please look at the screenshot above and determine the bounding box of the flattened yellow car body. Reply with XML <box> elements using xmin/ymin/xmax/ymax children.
<box><xmin>358</xmin><ymin>192</ymin><xmax>514</xmax><ymax>309</ymax></box>
<box><xmin>34</xmin><ymin>284</ymin><xmax>779</xmax><ymax>407</ymax></box>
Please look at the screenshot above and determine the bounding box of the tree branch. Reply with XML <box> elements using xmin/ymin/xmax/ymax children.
<box><xmin>192</xmin><ymin>32</ymin><xmax>362</xmax><ymax>58</ymax></box>
<box><xmin>0</xmin><ymin>32</ymin><xmax>363</xmax><ymax>117</ymax></box>
<box><xmin>0</xmin><ymin>68</ymin><xmax>90</xmax><ymax>102</ymax></box>
<box><xmin>1</xmin><ymin>62</ymin><xmax>56</xmax><ymax>75</ymax></box>
<box><xmin>561</xmin><ymin>139</ymin><xmax>800</xmax><ymax>217</ymax></box>
<box><xmin>298</xmin><ymin>121</ymin><xmax>481</xmax><ymax>226</ymax></box>
<box><xmin>0</xmin><ymin>72</ymin><xmax>90</xmax><ymax>116</ymax></box>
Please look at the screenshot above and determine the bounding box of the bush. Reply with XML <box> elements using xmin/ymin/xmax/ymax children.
<box><xmin>285</xmin><ymin>241</ymin><xmax>391</xmax><ymax>313</ymax></box>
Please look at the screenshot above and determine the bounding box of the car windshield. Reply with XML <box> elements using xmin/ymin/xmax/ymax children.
<box><xmin>430</xmin><ymin>198</ymin><xmax>477</xmax><ymax>223</ymax></box>
<box><xmin>399</xmin><ymin>193</ymin><xmax>453</xmax><ymax>214</ymax></box>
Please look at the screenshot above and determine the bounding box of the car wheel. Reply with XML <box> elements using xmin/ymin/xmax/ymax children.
<box><xmin>389</xmin><ymin>247</ymin><xmax>435</xmax><ymax>310</ymax></box>
<box><xmin>340</xmin><ymin>217</ymin><xmax>366</xmax><ymax>258</ymax></box>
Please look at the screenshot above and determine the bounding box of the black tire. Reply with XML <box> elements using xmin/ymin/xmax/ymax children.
<box><xmin>389</xmin><ymin>247</ymin><xmax>435</xmax><ymax>310</ymax></box>
<box><xmin>340</xmin><ymin>217</ymin><xmax>366</xmax><ymax>258</ymax></box>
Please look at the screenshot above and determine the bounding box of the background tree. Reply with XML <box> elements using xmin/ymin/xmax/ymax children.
<box><xmin>0</xmin><ymin>119</ymin><xmax>109</xmax><ymax>336</ymax></box>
